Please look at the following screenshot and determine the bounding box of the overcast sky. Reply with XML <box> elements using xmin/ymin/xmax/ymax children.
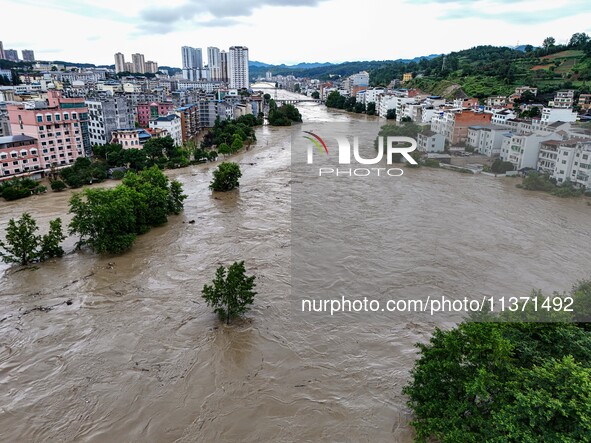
<box><xmin>2</xmin><ymin>0</ymin><xmax>591</xmax><ymax>67</ymax></box>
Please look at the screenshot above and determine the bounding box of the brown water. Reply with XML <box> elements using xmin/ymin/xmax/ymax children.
<box><xmin>1</xmin><ymin>85</ymin><xmax>590</xmax><ymax>442</ymax></box>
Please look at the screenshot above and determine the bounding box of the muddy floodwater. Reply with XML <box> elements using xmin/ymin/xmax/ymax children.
<box><xmin>1</xmin><ymin>84</ymin><xmax>591</xmax><ymax>442</ymax></box>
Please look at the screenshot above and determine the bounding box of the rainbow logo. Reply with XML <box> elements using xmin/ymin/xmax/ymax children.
<box><xmin>302</xmin><ymin>131</ymin><xmax>329</xmax><ymax>155</ymax></box>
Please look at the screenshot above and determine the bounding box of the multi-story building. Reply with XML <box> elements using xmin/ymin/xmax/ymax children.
<box><xmin>0</xmin><ymin>104</ymin><xmax>11</xmax><ymax>137</ymax></box>
<box><xmin>149</xmin><ymin>114</ymin><xmax>182</xmax><ymax>147</ymax></box>
<box><xmin>86</xmin><ymin>95</ymin><xmax>135</xmax><ymax>146</ymax></box>
<box><xmin>124</xmin><ymin>62</ymin><xmax>134</xmax><ymax>73</ymax></box>
<box><xmin>0</xmin><ymin>135</ymin><xmax>42</xmax><ymax>180</ymax></box>
<box><xmin>114</xmin><ymin>52</ymin><xmax>126</xmax><ymax>74</ymax></box>
<box><xmin>136</xmin><ymin>102</ymin><xmax>175</xmax><ymax>127</ymax></box>
<box><xmin>578</xmin><ymin>94</ymin><xmax>591</xmax><ymax>112</ymax></box>
<box><xmin>5</xmin><ymin>49</ymin><xmax>18</xmax><ymax>62</ymax></box>
<box><xmin>175</xmin><ymin>103</ymin><xmax>200</xmax><ymax>143</ymax></box>
<box><xmin>145</xmin><ymin>61</ymin><xmax>158</xmax><ymax>74</ymax></box>
<box><xmin>0</xmin><ymin>41</ymin><xmax>4</xmax><ymax>60</ymax></box>
<box><xmin>565</xmin><ymin>141</ymin><xmax>591</xmax><ymax>188</ymax></box>
<box><xmin>431</xmin><ymin>110</ymin><xmax>492</xmax><ymax>145</ymax></box>
<box><xmin>110</xmin><ymin>128</ymin><xmax>151</xmax><ymax>148</ymax></box>
<box><xmin>132</xmin><ymin>53</ymin><xmax>146</xmax><ymax>74</ymax></box>
<box><xmin>207</xmin><ymin>47</ymin><xmax>221</xmax><ymax>81</ymax></box>
<box><xmin>537</xmin><ymin>139</ymin><xmax>579</xmax><ymax>176</ymax></box>
<box><xmin>228</xmin><ymin>46</ymin><xmax>249</xmax><ymax>89</ymax></box>
<box><xmin>549</xmin><ymin>90</ymin><xmax>575</xmax><ymax>109</ymax></box>
<box><xmin>0</xmin><ymin>69</ymin><xmax>12</xmax><ymax>83</ymax></box>
<box><xmin>466</xmin><ymin>125</ymin><xmax>508</xmax><ymax>157</ymax></box>
<box><xmin>540</xmin><ymin>107</ymin><xmax>577</xmax><ymax>127</ymax></box>
<box><xmin>500</xmin><ymin>132</ymin><xmax>560</xmax><ymax>170</ymax></box>
<box><xmin>181</xmin><ymin>46</ymin><xmax>203</xmax><ymax>81</ymax></box>
<box><xmin>417</xmin><ymin>131</ymin><xmax>445</xmax><ymax>153</ymax></box>
<box><xmin>514</xmin><ymin>86</ymin><xmax>538</xmax><ymax>97</ymax></box>
<box><xmin>491</xmin><ymin>109</ymin><xmax>518</xmax><ymax>126</ymax></box>
<box><xmin>343</xmin><ymin>71</ymin><xmax>369</xmax><ymax>96</ymax></box>
<box><xmin>21</xmin><ymin>50</ymin><xmax>35</xmax><ymax>62</ymax></box>
<box><xmin>220</xmin><ymin>50</ymin><xmax>229</xmax><ymax>82</ymax></box>
<box><xmin>7</xmin><ymin>90</ymin><xmax>90</xmax><ymax>167</ymax></box>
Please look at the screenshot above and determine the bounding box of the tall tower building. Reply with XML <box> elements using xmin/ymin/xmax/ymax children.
<box><xmin>181</xmin><ymin>46</ymin><xmax>203</xmax><ymax>81</ymax></box>
<box><xmin>114</xmin><ymin>52</ymin><xmax>126</xmax><ymax>74</ymax></box>
<box><xmin>0</xmin><ymin>42</ymin><xmax>5</xmax><ymax>60</ymax></box>
<box><xmin>220</xmin><ymin>50</ymin><xmax>229</xmax><ymax>83</ymax></box>
<box><xmin>207</xmin><ymin>47</ymin><xmax>221</xmax><ymax>81</ymax></box>
<box><xmin>22</xmin><ymin>50</ymin><xmax>35</xmax><ymax>62</ymax></box>
<box><xmin>228</xmin><ymin>46</ymin><xmax>249</xmax><ymax>89</ymax></box>
<box><xmin>131</xmin><ymin>53</ymin><xmax>145</xmax><ymax>74</ymax></box>
<box><xmin>5</xmin><ymin>49</ymin><xmax>19</xmax><ymax>62</ymax></box>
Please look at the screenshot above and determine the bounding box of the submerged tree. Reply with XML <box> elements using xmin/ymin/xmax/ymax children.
<box><xmin>201</xmin><ymin>261</ymin><xmax>257</xmax><ymax>324</ymax></box>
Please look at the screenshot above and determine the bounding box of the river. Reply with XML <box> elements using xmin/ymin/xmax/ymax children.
<box><xmin>1</xmin><ymin>84</ymin><xmax>590</xmax><ymax>442</ymax></box>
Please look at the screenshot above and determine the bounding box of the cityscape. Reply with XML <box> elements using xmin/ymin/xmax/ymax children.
<box><xmin>1</xmin><ymin>0</ymin><xmax>591</xmax><ymax>442</ymax></box>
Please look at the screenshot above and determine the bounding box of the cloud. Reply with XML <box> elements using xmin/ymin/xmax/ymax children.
<box><xmin>138</xmin><ymin>0</ymin><xmax>328</xmax><ymax>31</ymax></box>
<box><xmin>407</xmin><ymin>0</ymin><xmax>591</xmax><ymax>23</ymax></box>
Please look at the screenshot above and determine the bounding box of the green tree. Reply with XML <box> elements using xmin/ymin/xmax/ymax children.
<box><xmin>311</xmin><ymin>91</ymin><xmax>320</xmax><ymax>99</ymax></box>
<box><xmin>50</xmin><ymin>180</ymin><xmax>67</xmax><ymax>192</ymax></box>
<box><xmin>201</xmin><ymin>261</ymin><xmax>257</xmax><ymax>324</ymax></box>
<box><xmin>40</xmin><ymin>218</ymin><xmax>66</xmax><ymax>260</ymax></box>
<box><xmin>210</xmin><ymin>162</ymin><xmax>241</xmax><ymax>192</ymax></box>
<box><xmin>366</xmin><ymin>102</ymin><xmax>376</xmax><ymax>115</ymax></box>
<box><xmin>168</xmin><ymin>180</ymin><xmax>187</xmax><ymax>215</ymax></box>
<box><xmin>543</xmin><ymin>36</ymin><xmax>556</xmax><ymax>52</ymax></box>
<box><xmin>218</xmin><ymin>143</ymin><xmax>231</xmax><ymax>157</ymax></box>
<box><xmin>0</xmin><ymin>213</ymin><xmax>65</xmax><ymax>265</ymax></box>
<box><xmin>386</xmin><ymin>109</ymin><xmax>396</xmax><ymax>120</ymax></box>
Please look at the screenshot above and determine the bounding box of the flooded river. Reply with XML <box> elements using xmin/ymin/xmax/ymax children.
<box><xmin>1</xmin><ymin>84</ymin><xmax>590</xmax><ymax>442</ymax></box>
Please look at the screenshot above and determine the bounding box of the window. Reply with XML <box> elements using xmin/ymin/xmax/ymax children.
<box><xmin>46</xmin><ymin>114</ymin><xmax>52</xmax><ymax>122</ymax></box>
<box><xmin>55</xmin><ymin>114</ymin><xmax>61</xmax><ymax>121</ymax></box>
<box><xmin>36</xmin><ymin>115</ymin><xmax>43</xmax><ymax>123</ymax></box>
<box><xmin>63</xmin><ymin>113</ymin><xmax>69</xmax><ymax>120</ymax></box>
<box><xmin>72</xmin><ymin>113</ymin><xmax>77</xmax><ymax>120</ymax></box>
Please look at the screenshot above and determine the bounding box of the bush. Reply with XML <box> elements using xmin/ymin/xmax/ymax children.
<box><xmin>210</xmin><ymin>162</ymin><xmax>242</xmax><ymax>192</ymax></box>
<box><xmin>490</xmin><ymin>158</ymin><xmax>515</xmax><ymax>174</ymax></box>
<box><xmin>111</xmin><ymin>169</ymin><xmax>125</xmax><ymax>180</ymax></box>
<box><xmin>51</xmin><ymin>180</ymin><xmax>67</xmax><ymax>191</ymax></box>
<box><xmin>0</xmin><ymin>178</ymin><xmax>45</xmax><ymax>200</ymax></box>
<box><xmin>201</xmin><ymin>261</ymin><xmax>257</xmax><ymax>324</ymax></box>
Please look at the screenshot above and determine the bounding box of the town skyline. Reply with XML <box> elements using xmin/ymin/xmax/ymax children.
<box><xmin>2</xmin><ymin>0</ymin><xmax>590</xmax><ymax>66</ymax></box>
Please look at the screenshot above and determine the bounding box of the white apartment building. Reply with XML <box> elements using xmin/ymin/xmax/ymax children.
<box><xmin>86</xmin><ymin>95</ymin><xmax>135</xmax><ymax>146</ymax></box>
<box><xmin>549</xmin><ymin>90</ymin><xmax>575</xmax><ymax>109</ymax></box>
<box><xmin>149</xmin><ymin>114</ymin><xmax>182</xmax><ymax>147</ymax></box>
<box><xmin>466</xmin><ymin>125</ymin><xmax>507</xmax><ymax>157</ymax></box>
<box><xmin>537</xmin><ymin>139</ymin><xmax>578</xmax><ymax>176</ymax></box>
<box><xmin>540</xmin><ymin>107</ymin><xmax>578</xmax><ymax>127</ymax></box>
<box><xmin>228</xmin><ymin>46</ymin><xmax>249</xmax><ymax>89</ymax></box>
<box><xmin>417</xmin><ymin>131</ymin><xmax>445</xmax><ymax>153</ymax></box>
<box><xmin>356</xmin><ymin>87</ymin><xmax>385</xmax><ymax>105</ymax></box>
<box><xmin>491</xmin><ymin>109</ymin><xmax>517</xmax><ymax>126</ymax></box>
<box><xmin>500</xmin><ymin>132</ymin><xmax>561</xmax><ymax>169</ymax></box>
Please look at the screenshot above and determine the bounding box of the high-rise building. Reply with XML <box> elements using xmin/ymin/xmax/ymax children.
<box><xmin>132</xmin><ymin>53</ymin><xmax>146</xmax><ymax>74</ymax></box>
<box><xmin>0</xmin><ymin>41</ymin><xmax>5</xmax><ymax>60</ymax></box>
<box><xmin>145</xmin><ymin>61</ymin><xmax>158</xmax><ymax>74</ymax></box>
<box><xmin>124</xmin><ymin>62</ymin><xmax>134</xmax><ymax>73</ymax></box>
<box><xmin>207</xmin><ymin>47</ymin><xmax>221</xmax><ymax>81</ymax></box>
<box><xmin>114</xmin><ymin>52</ymin><xmax>126</xmax><ymax>74</ymax></box>
<box><xmin>22</xmin><ymin>50</ymin><xmax>35</xmax><ymax>62</ymax></box>
<box><xmin>5</xmin><ymin>49</ymin><xmax>18</xmax><ymax>62</ymax></box>
<box><xmin>228</xmin><ymin>46</ymin><xmax>249</xmax><ymax>89</ymax></box>
<box><xmin>181</xmin><ymin>46</ymin><xmax>203</xmax><ymax>81</ymax></box>
<box><xmin>220</xmin><ymin>50</ymin><xmax>229</xmax><ymax>83</ymax></box>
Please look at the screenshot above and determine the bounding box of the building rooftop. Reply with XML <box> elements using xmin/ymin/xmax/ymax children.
<box><xmin>0</xmin><ymin>134</ymin><xmax>37</xmax><ymax>145</ymax></box>
<box><xmin>155</xmin><ymin>114</ymin><xmax>179</xmax><ymax>122</ymax></box>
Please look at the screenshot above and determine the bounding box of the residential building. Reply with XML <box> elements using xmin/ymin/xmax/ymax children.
<box><xmin>5</xmin><ymin>49</ymin><xmax>18</xmax><ymax>62</ymax></box>
<box><xmin>540</xmin><ymin>107</ymin><xmax>577</xmax><ymax>127</ymax></box>
<box><xmin>110</xmin><ymin>128</ymin><xmax>151</xmax><ymax>148</ymax></box>
<box><xmin>86</xmin><ymin>95</ymin><xmax>135</xmax><ymax>146</ymax></box>
<box><xmin>343</xmin><ymin>71</ymin><xmax>369</xmax><ymax>96</ymax></box>
<box><xmin>114</xmin><ymin>53</ymin><xmax>126</xmax><ymax>74</ymax></box>
<box><xmin>549</xmin><ymin>90</ymin><xmax>575</xmax><ymax>109</ymax></box>
<box><xmin>431</xmin><ymin>110</ymin><xmax>492</xmax><ymax>145</ymax></box>
<box><xmin>145</xmin><ymin>61</ymin><xmax>158</xmax><ymax>73</ymax></box>
<box><xmin>566</xmin><ymin>141</ymin><xmax>591</xmax><ymax>188</ymax></box>
<box><xmin>149</xmin><ymin>114</ymin><xmax>182</xmax><ymax>147</ymax></box>
<box><xmin>0</xmin><ymin>69</ymin><xmax>12</xmax><ymax>82</ymax></box>
<box><xmin>220</xmin><ymin>50</ymin><xmax>229</xmax><ymax>82</ymax></box>
<box><xmin>0</xmin><ymin>41</ymin><xmax>4</xmax><ymax>60</ymax></box>
<box><xmin>402</xmin><ymin>72</ymin><xmax>413</xmax><ymax>82</ymax></box>
<box><xmin>228</xmin><ymin>46</ymin><xmax>249</xmax><ymax>89</ymax></box>
<box><xmin>514</xmin><ymin>86</ymin><xmax>538</xmax><ymax>97</ymax></box>
<box><xmin>124</xmin><ymin>62</ymin><xmax>133</xmax><ymax>73</ymax></box>
<box><xmin>537</xmin><ymin>139</ymin><xmax>579</xmax><ymax>176</ymax></box>
<box><xmin>136</xmin><ymin>102</ymin><xmax>175</xmax><ymax>127</ymax></box>
<box><xmin>491</xmin><ymin>109</ymin><xmax>518</xmax><ymax>126</ymax></box>
<box><xmin>175</xmin><ymin>103</ymin><xmax>200</xmax><ymax>142</ymax></box>
<box><xmin>466</xmin><ymin>125</ymin><xmax>507</xmax><ymax>157</ymax></box>
<box><xmin>500</xmin><ymin>132</ymin><xmax>560</xmax><ymax>170</ymax></box>
<box><xmin>207</xmin><ymin>47</ymin><xmax>222</xmax><ymax>81</ymax></box>
<box><xmin>486</xmin><ymin>96</ymin><xmax>508</xmax><ymax>107</ymax></box>
<box><xmin>578</xmin><ymin>94</ymin><xmax>591</xmax><ymax>112</ymax></box>
<box><xmin>417</xmin><ymin>131</ymin><xmax>445</xmax><ymax>153</ymax></box>
<box><xmin>182</xmin><ymin>46</ymin><xmax>203</xmax><ymax>81</ymax></box>
<box><xmin>0</xmin><ymin>135</ymin><xmax>42</xmax><ymax>180</ymax></box>
<box><xmin>7</xmin><ymin>90</ymin><xmax>90</xmax><ymax>166</ymax></box>
<box><xmin>0</xmin><ymin>104</ymin><xmax>11</xmax><ymax>137</ymax></box>
<box><xmin>21</xmin><ymin>50</ymin><xmax>34</xmax><ymax>62</ymax></box>
<box><xmin>132</xmin><ymin>53</ymin><xmax>146</xmax><ymax>74</ymax></box>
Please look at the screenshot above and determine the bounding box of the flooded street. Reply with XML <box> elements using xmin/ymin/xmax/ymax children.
<box><xmin>1</xmin><ymin>85</ymin><xmax>591</xmax><ymax>442</ymax></box>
